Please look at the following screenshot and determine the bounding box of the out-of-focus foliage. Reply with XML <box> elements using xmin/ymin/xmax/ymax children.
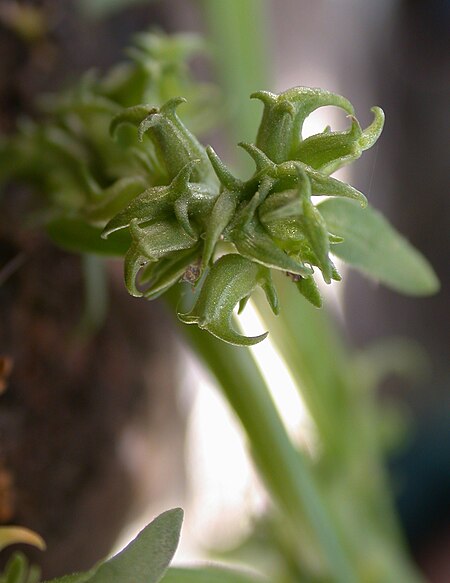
<box><xmin>0</xmin><ymin>30</ymin><xmax>219</xmax><ymax>220</ymax></box>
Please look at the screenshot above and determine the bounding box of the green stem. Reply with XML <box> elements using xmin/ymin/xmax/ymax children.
<box><xmin>165</xmin><ymin>291</ymin><xmax>357</xmax><ymax>583</ymax></box>
<box><xmin>253</xmin><ymin>276</ymin><xmax>424</xmax><ymax>582</ymax></box>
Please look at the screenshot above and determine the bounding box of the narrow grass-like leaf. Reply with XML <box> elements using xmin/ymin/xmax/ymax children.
<box><xmin>2</xmin><ymin>552</ymin><xmax>27</xmax><ymax>583</ymax></box>
<box><xmin>318</xmin><ymin>198</ymin><xmax>440</xmax><ymax>295</ymax></box>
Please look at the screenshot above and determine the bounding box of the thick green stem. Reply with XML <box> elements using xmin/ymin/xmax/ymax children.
<box><xmin>165</xmin><ymin>291</ymin><xmax>357</xmax><ymax>583</ymax></box>
<box><xmin>253</xmin><ymin>276</ymin><xmax>424</xmax><ymax>582</ymax></box>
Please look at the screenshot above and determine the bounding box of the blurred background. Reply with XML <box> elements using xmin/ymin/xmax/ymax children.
<box><xmin>0</xmin><ymin>0</ymin><xmax>448</xmax><ymax>581</ymax></box>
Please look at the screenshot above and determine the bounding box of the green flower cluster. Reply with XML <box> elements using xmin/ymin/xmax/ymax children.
<box><xmin>103</xmin><ymin>87</ymin><xmax>384</xmax><ymax>345</ymax></box>
<box><xmin>0</xmin><ymin>32</ymin><xmax>219</xmax><ymax>219</ymax></box>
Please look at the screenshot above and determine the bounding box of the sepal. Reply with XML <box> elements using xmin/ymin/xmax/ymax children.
<box><xmin>294</xmin><ymin>275</ymin><xmax>323</xmax><ymax>308</ymax></box>
<box><xmin>294</xmin><ymin>106</ymin><xmax>384</xmax><ymax>174</ymax></box>
<box><xmin>137</xmin><ymin>97</ymin><xmax>216</xmax><ymax>186</ymax></box>
<box><xmin>124</xmin><ymin>218</ymin><xmax>197</xmax><ymax>296</ymax></box>
<box><xmin>231</xmin><ymin>221</ymin><xmax>313</xmax><ymax>277</ymax></box>
<box><xmin>252</xmin><ymin>87</ymin><xmax>354</xmax><ymax>161</ymax></box>
<box><xmin>140</xmin><ymin>245</ymin><xmax>202</xmax><ymax>300</ymax></box>
<box><xmin>102</xmin><ymin>161</ymin><xmax>208</xmax><ymax>237</ymax></box>
<box><xmin>202</xmin><ymin>189</ymin><xmax>238</xmax><ymax>267</ymax></box>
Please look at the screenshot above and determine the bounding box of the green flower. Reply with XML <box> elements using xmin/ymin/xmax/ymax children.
<box><xmin>103</xmin><ymin>87</ymin><xmax>384</xmax><ymax>345</ymax></box>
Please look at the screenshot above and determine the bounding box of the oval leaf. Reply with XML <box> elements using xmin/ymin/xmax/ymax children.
<box><xmin>318</xmin><ymin>198</ymin><xmax>439</xmax><ymax>295</ymax></box>
<box><xmin>44</xmin><ymin>509</ymin><xmax>183</xmax><ymax>583</ymax></box>
<box><xmin>89</xmin><ymin>508</ymin><xmax>183</xmax><ymax>583</ymax></box>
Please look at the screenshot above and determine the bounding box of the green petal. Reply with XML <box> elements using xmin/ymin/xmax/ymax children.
<box><xmin>279</xmin><ymin>86</ymin><xmax>354</xmax><ymax>134</ymax></box>
<box><xmin>294</xmin><ymin>106</ymin><xmax>384</xmax><ymax>175</ymax></box>
<box><xmin>178</xmin><ymin>254</ymin><xmax>274</xmax><ymax>346</ymax></box>
<box><xmin>124</xmin><ymin>245</ymin><xmax>148</xmax><ymax>297</ymax></box>
<box><xmin>102</xmin><ymin>184</ymin><xmax>174</xmax><ymax>237</ymax></box>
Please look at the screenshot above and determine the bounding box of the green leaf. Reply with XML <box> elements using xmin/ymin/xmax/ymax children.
<box><xmin>45</xmin><ymin>508</ymin><xmax>183</xmax><ymax>583</ymax></box>
<box><xmin>86</xmin><ymin>508</ymin><xmax>183</xmax><ymax>583</ymax></box>
<box><xmin>318</xmin><ymin>198</ymin><xmax>440</xmax><ymax>295</ymax></box>
<box><xmin>160</xmin><ymin>565</ymin><xmax>267</xmax><ymax>583</ymax></box>
<box><xmin>46</xmin><ymin>218</ymin><xmax>131</xmax><ymax>256</ymax></box>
